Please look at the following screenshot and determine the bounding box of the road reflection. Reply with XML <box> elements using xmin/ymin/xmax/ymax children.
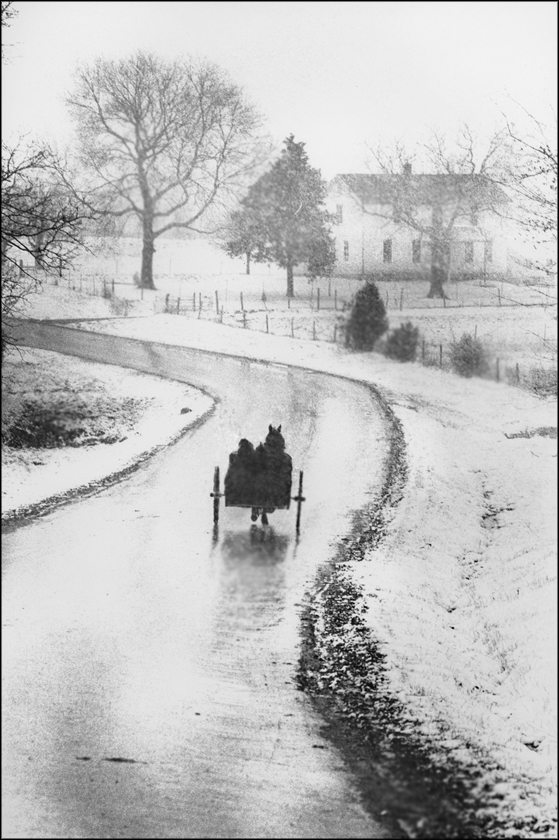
<box><xmin>213</xmin><ymin>527</ymin><xmax>290</xmax><ymax>637</ymax></box>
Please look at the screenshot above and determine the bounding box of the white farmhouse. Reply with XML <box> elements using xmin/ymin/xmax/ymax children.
<box><xmin>327</xmin><ymin>166</ymin><xmax>510</xmax><ymax>280</ymax></box>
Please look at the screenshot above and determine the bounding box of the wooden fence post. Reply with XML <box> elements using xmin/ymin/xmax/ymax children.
<box><xmin>498</xmin><ymin>288</ymin><xmax>502</xmax><ymax>306</ymax></box>
<box><xmin>198</xmin><ymin>292</ymin><xmax>202</xmax><ymax>312</ymax></box>
<box><xmin>328</xmin><ymin>279</ymin><xmax>331</xmax><ymax>297</ymax></box>
<box><xmin>111</xmin><ymin>278</ymin><xmax>115</xmax><ymax>296</ymax></box>
<box><xmin>242</xmin><ymin>310</ymin><xmax>247</xmax><ymax>328</ymax></box>
<box><xmin>312</xmin><ymin>320</ymin><xmax>316</xmax><ymax>340</ymax></box>
<box><xmin>220</xmin><ymin>307</ymin><xmax>224</xmax><ymax>323</ymax></box>
<box><xmin>177</xmin><ymin>297</ymin><xmax>181</xmax><ymax>314</ymax></box>
<box><xmin>240</xmin><ymin>291</ymin><xmax>244</xmax><ymax>311</ymax></box>
<box><xmin>265</xmin><ymin>313</ymin><xmax>269</xmax><ymax>333</ymax></box>
<box><xmin>165</xmin><ymin>293</ymin><xmax>170</xmax><ymax>312</ymax></box>
<box><xmin>215</xmin><ymin>290</ymin><xmax>219</xmax><ymax>313</ymax></box>
<box><xmin>439</xmin><ymin>344</ymin><xmax>443</xmax><ymax>367</ymax></box>
<box><xmin>496</xmin><ymin>358</ymin><xmax>500</xmax><ymax>382</ymax></box>
<box><xmin>334</xmin><ymin>289</ymin><xmax>338</xmax><ymax>310</ymax></box>
<box><xmin>333</xmin><ymin>324</ymin><xmax>337</xmax><ymax>343</ymax></box>
<box><xmin>515</xmin><ymin>362</ymin><xmax>520</xmax><ymax>384</ymax></box>
<box><xmin>399</xmin><ymin>288</ymin><xmax>404</xmax><ymax>311</ymax></box>
<box><xmin>317</xmin><ymin>288</ymin><xmax>320</xmax><ymax>311</ymax></box>
<box><xmin>290</xmin><ymin>317</ymin><xmax>294</xmax><ymax>338</ymax></box>
<box><xmin>192</xmin><ymin>293</ymin><xmax>196</xmax><ymax>311</ymax></box>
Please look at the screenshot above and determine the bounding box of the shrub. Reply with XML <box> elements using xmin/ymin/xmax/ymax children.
<box><xmin>345</xmin><ymin>280</ymin><xmax>388</xmax><ymax>350</ymax></box>
<box><xmin>450</xmin><ymin>333</ymin><xmax>489</xmax><ymax>377</ymax></box>
<box><xmin>385</xmin><ymin>322</ymin><xmax>419</xmax><ymax>362</ymax></box>
<box><xmin>132</xmin><ymin>271</ymin><xmax>141</xmax><ymax>287</ymax></box>
<box><xmin>524</xmin><ymin>366</ymin><xmax>558</xmax><ymax>397</ymax></box>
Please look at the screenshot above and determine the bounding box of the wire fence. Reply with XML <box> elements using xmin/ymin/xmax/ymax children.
<box><xmin>38</xmin><ymin>265</ymin><xmax>557</xmax><ymax>312</ymax></box>
<box><xmin>37</xmin><ymin>268</ymin><xmax>557</xmax><ymax>396</ymax></box>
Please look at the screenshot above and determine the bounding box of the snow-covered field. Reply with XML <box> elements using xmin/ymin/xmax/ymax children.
<box><xmin>36</xmin><ymin>244</ymin><xmax>557</xmax><ymax>387</ymax></box>
<box><xmin>3</xmin><ymin>281</ymin><xmax>557</xmax><ymax>835</ymax></box>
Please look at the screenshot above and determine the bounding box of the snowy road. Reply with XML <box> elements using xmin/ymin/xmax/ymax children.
<box><xmin>3</xmin><ymin>323</ymin><xmax>392</xmax><ymax>838</ymax></box>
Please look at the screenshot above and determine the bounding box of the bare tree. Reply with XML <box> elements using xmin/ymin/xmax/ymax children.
<box><xmin>1</xmin><ymin>142</ymin><xmax>88</xmax><ymax>358</ymax></box>
<box><xmin>2</xmin><ymin>143</ymin><xmax>86</xmax><ymax>270</ymax></box>
<box><xmin>367</xmin><ymin>127</ymin><xmax>510</xmax><ymax>298</ymax></box>
<box><xmin>67</xmin><ymin>52</ymin><xmax>262</xmax><ymax>289</ymax></box>
<box><xmin>1</xmin><ymin>0</ymin><xmax>17</xmax><ymax>63</ymax></box>
<box><xmin>498</xmin><ymin>106</ymin><xmax>557</xmax><ymax>278</ymax></box>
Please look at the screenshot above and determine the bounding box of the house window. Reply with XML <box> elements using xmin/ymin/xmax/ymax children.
<box><xmin>336</xmin><ymin>204</ymin><xmax>343</xmax><ymax>224</ymax></box>
<box><xmin>465</xmin><ymin>241</ymin><xmax>474</xmax><ymax>264</ymax></box>
<box><xmin>484</xmin><ymin>240</ymin><xmax>493</xmax><ymax>264</ymax></box>
<box><xmin>343</xmin><ymin>240</ymin><xmax>349</xmax><ymax>261</ymax></box>
<box><xmin>383</xmin><ymin>239</ymin><xmax>392</xmax><ymax>263</ymax></box>
<box><xmin>412</xmin><ymin>239</ymin><xmax>421</xmax><ymax>264</ymax></box>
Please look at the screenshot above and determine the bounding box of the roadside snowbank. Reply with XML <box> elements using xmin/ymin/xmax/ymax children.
<box><xmin>2</xmin><ymin>347</ymin><xmax>214</xmax><ymax>518</ymax></box>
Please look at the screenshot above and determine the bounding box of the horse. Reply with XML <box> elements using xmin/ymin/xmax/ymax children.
<box><xmin>252</xmin><ymin>425</ymin><xmax>292</xmax><ymax>523</ymax></box>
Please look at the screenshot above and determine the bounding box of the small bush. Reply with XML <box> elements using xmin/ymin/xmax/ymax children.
<box><xmin>132</xmin><ymin>271</ymin><xmax>141</xmax><ymax>287</ymax></box>
<box><xmin>345</xmin><ymin>279</ymin><xmax>388</xmax><ymax>351</ymax></box>
<box><xmin>524</xmin><ymin>366</ymin><xmax>558</xmax><ymax>397</ymax></box>
<box><xmin>385</xmin><ymin>322</ymin><xmax>419</xmax><ymax>362</ymax></box>
<box><xmin>450</xmin><ymin>333</ymin><xmax>489</xmax><ymax>377</ymax></box>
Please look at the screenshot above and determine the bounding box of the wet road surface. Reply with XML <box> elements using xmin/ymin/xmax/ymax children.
<box><xmin>2</xmin><ymin>323</ymin><xmax>391</xmax><ymax>838</ymax></box>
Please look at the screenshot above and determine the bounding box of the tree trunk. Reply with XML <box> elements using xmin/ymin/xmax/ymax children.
<box><xmin>140</xmin><ymin>218</ymin><xmax>156</xmax><ymax>290</ymax></box>
<box><xmin>428</xmin><ymin>266</ymin><xmax>447</xmax><ymax>298</ymax></box>
<box><xmin>32</xmin><ymin>233</ymin><xmax>46</xmax><ymax>269</ymax></box>
<box><xmin>245</xmin><ymin>252</ymin><xmax>251</xmax><ymax>275</ymax></box>
<box><xmin>427</xmin><ymin>238</ymin><xmax>449</xmax><ymax>299</ymax></box>
<box><xmin>286</xmin><ymin>259</ymin><xmax>294</xmax><ymax>298</ymax></box>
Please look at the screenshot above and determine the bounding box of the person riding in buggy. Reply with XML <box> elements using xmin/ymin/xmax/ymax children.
<box><xmin>211</xmin><ymin>425</ymin><xmax>305</xmax><ymax>531</ymax></box>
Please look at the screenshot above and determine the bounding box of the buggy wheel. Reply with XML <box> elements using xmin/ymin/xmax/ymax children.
<box><xmin>293</xmin><ymin>470</ymin><xmax>306</xmax><ymax>534</ymax></box>
<box><xmin>211</xmin><ymin>466</ymin><xmax>221</xmax><ymax>524</ymax></box>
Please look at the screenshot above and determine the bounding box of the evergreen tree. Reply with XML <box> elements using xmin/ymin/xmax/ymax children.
<box><xmin>225</xmin><ymin>135</ymin><xmax>335</xmax><ymax>297</ymax></box>
<box><xmin>385</xmin><ymin>322</ymin><xmax>420</xmax><ymax>361</ymax></box>
<box><xmin>345</xmin><ymin>280</ymin><xmax>389</xmax><ymax>350</ymax></box>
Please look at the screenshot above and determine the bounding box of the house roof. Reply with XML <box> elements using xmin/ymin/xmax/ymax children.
<box><xmin>330</xmin><ymin>173</ymin><xmax>510</xmax><ymax>206</ymax></box>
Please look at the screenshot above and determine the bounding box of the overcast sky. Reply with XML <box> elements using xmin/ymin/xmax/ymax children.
<box><xmin>2</xmin><ymin>1</ymin><xmax>557</xmax><ymax>178</ymax></box>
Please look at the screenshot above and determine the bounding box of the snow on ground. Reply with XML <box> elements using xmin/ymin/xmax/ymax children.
<box><xmin>2</xmin><ymin>347</ymin><xmax>214</xmax><ymax>516</ymax></box>
<box><xmin>5</xmin><ymin>285</ymin><xmax>557</xmax><ymax>832</ymax></box>
<box><xmin>57</xmin><ymin>313</ymin><xmax>557</xmax><ymax>830</ymax></box>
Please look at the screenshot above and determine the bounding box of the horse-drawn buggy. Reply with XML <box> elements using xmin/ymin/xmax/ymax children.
<box><xmin>211</xmin><ymin>425</ymin><xmax>305</xmax><ymax>532</ymax></box>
